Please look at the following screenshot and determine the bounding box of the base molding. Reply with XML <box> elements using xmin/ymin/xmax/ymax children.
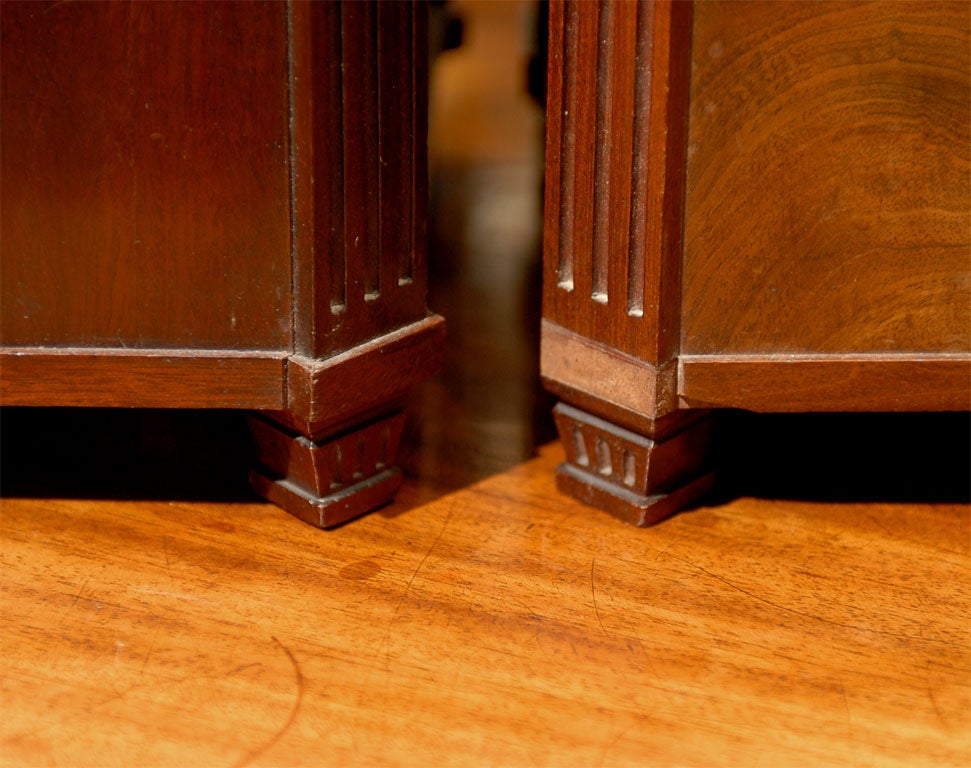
<box><xmin>679</xmin><ymin>354</ymin><xmax>971</xmax><ymax>412</ymax></box>
<box><xmin>0</xmin><ymin>348</ymin><xmax>286</xmax><ymax>409</ymax></box>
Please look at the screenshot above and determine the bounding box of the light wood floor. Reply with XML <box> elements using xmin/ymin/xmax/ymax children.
<box><xmin>2</xmin><ymin>444</ymin><xmax>968</xmax><ymax>767</ymax></box>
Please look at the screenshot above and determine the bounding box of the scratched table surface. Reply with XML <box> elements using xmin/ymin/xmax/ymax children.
<box><xmin>2</xmin><ymin>441</ymin><xmax>968</xmax><ymax>767</ymax></box>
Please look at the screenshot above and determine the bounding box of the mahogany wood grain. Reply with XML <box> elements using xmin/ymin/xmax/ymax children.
<box><xmin>247</xmin><ymin>412</ymin><xmax>405</xmax><ymax>529</ymax></box>
<box><xmin>0</xmin><ymin>349</ymin><xmax>286</xmax><ymax>409</ymax></box>
<box><xmin>543</xmin><ymin>0</ymin><xmax>691</xmax><ymax>370</ymax></box>
<box><xmin>680</xmin><ymin>355</ymin><xmax>971</xmax><ymax>412</ymax></box>
<box><xmin>552</xmin><ymin>403</ymin><xmax>715</xmax><ymax>527</ymax></box>
<box><xmin>1</xmin><ymin>1</ymin><xmax>442</xmax><ymax>525</ymax></box>
<box><xmin>283</xmin><ymin>316</ymin><xmax>445</xmax><ymax>437</ymax></box>
<box><xmin>541</xmin><ymin>318</ymin><xmax>678</xmax><ymax>424</ymax></box>
<box><xmin>2</xmin><ymin>444</ymin><xmax>968</xmax><ymax>766</ymax></box>
<box><xmin>250</xmin><ymin>1</ymin><xmax>439</xmax><ymax>522</ymax></box>
<box><xmin>540</xmin><ymin>0</ymin><xmax>710</xmax><ymax>522</ymax></box>
<box><xmin>0</xmin><ymin>0</ymin><xmax>292</xmax><ymax>350</ymax></box>
<box><xmin>540</xmin><ymin>0</ymin><xmax>970</xmax><ymax>525</ymax></box>
<box><xmin>682</xmin><ymin>0</ymin><xmax>971</xmax><ymax>355</ymax></box>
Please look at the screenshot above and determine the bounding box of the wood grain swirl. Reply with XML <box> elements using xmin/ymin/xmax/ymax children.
<box><xmin>682</xmin><ymin>1</ymin><xmax>971</xmax><ymax>355</ymax></box>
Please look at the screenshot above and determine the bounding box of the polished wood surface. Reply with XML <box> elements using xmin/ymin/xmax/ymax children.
<box><xmin>679</xmin><ymin>354</ymin><xmax>971</xmax><ymax>412</ymax></box>
<box><xmin>1</xmin><ymin>1</ymin><xmax>442</xmax><ymax>525</ymax></box>
<box><xmin>538</xmin><ymin>0</ymin><xmax>970</xmax><ymax>524</ymax></box>
<box><xmin>3</xmin><ymin>5</ymin><xmax>969</xmax><ymax>763</ymax></box>
<box><xmin>289</xmin><ymin>1</ymin><xmax>431</xmax><ymax>357</ymax></box>
<box><xmin>3</xmin><ymin>444</ymin><xmax>968</xmax><ymax>767</ymax></box>
<box><xmin>542</xmin><ymin>0</ymin><xmax>691</xmax><ymax>367</ymax></box>
<box><xmin>0</xmin><ymin>348</ymin><xmax>286</xmax><ymax>409</ymax></box>
<box><xmin>539</xmin><ymin>0</ymin><xmax>709</xmax><ymax>523</ymax></box>
<box><xmin>682</xmin><ymin>0</ymin><xmax>970</xmax><ymax>355</ymax></box>
<box><xmin>1</xmin><ymin>1</ymin><xmax>292</xmax><ymax>350</ymax></box>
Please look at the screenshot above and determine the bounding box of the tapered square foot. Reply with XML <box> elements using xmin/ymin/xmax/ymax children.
<box><xmin>248</xmin><ymin>412</ymin><xmax>406</xmax><ymax>529</ymax></box>
<box><xmin>552</xmin><ymin>403</ymin><xmax>715</xmax><ymax>527</ymax></box>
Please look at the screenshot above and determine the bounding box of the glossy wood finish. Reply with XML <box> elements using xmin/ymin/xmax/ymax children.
<box><xmin>542</xmin><ymin>0</ymin><xmax>691</xmax><ymax>369</ymax></box>
<box><xmin>2</xmin><ymin>444</ymin><xmax>968</xmax><ymax>766</ymax></box>
<box><xmin>250</xmin><ymin>1</ymin><xmax>438</xmax><ymax>526</ymax></box>
<box><xmin>253</xmin><ymin>317</ymin><xmax>444</xmax><ymax>529</ymax></box>
<box><xmin>0</xmin><ymin>1</ymin><xmax>442</xmax><ymax>526</ymax></box>
<box><xmin>1</xmin><ymin>1</ymin><xmax>292</xmax><ymax>350</ymax></box>
<box><xmin>680</xmin><ymin>354</ymin><xmax>971</xmax><ymax>412</ymax></box>
<box><xmin>248</xmin><ymin>411</ymin><xmax>405</xmax><ymax>529</ymax></box>
<box><xmin>289</xmin><ymin>1</ymin><xmax>430</xmax><ymax>358</ymax></box>
<box><xmin>553</xmin><ymin>403</ymin><xmax>715</xmax><ymax>527</ymax></box>
<box><xmin>4</xmin><ymin>8</ymin><xmax>968</xmax><ymax>758</ymax></box>
<box><xmin>282</xmin><ymin>316</ymin><xmax>445</xmax><ymax>438</ymax></box>
<box><xmin>0</xmin><ymin>348</ymin><xmax>286</xmax><ymax>409</ymax></box>
<box><xmin>540</xmin><ymin>0</ymin><xmax>971</xmax><ymax>525</ymax></box>
<box><xmin>541</xmin><ymin>0</ymin><xmax>710</xmax><ymax>522</ymax></box>
<box><xmin>682</xmin><ymin>0</ymin><xmax>971</xmax><ymax>356</ymax></box>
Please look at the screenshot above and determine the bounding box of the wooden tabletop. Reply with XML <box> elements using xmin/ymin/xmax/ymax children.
<box><xmin>2</xmin><ymin>442</ymin><xmax>967</xmax><ymax>767</ymax></box>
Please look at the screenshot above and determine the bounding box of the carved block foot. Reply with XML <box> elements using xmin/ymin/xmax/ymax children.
<box><xmin>248</xmin><ymin>412</ymin><xmax>405</xmax><ymax>529</ymax></box>
<box><xmin>552</xmin><ymin>404</ymin><xmax>715</xmax><ymax>527</ymax></box>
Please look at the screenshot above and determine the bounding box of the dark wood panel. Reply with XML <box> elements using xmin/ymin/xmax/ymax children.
<box><xmin>0</xmin><ymin>349</ymin><xmax>286</xmax><ymax>409</ymax></box>
<box><xmin>539</xmin><ymin>1</ymin><xmax>707</xmax><ymax>521</ymax></box>
<box><xmin>682</xmin><ymin>1</ymin><xmax>971</xmax><ymax>355</ymax></box>
<box><xmin>679</xmin><ymin>355</ymin><xmax>971</xmax><ymax>412</ymax></box>
<box><xmin>0</xmin><ymin>1</ymin><xmax>292</xmax><ymax>350</ymax></box>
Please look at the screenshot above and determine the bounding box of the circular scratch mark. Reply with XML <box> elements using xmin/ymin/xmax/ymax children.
<box><xmin>233</xmin><ymin>636</ymin><xmax>305</xmax><ymax>768</ymax></box>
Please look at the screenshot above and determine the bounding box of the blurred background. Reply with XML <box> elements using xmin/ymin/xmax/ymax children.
<box><xmin>400</xmin><ymin>0</ymin><xmax>555</xmax><ymax>489</ymax></box>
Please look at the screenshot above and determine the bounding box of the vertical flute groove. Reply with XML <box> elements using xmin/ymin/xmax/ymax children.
<box><xmin>556</xmin><ymin>2</ymin><xmax>577</xmax><ymax>291</ymax></box>
<box><xmin>591</xmin><ymin>0</ymin><xmax>612</xmax><ymax>304</ymax></box>
<box><xmin>364</xmin><ymin>3</ymin><xmax>380</xmax><ymax>302</ymax></box>
<box><xmin>627</xmin><ymin>1</ymin><xmax>654</xmax><ymax>318</ymax></box>
<box><xmin>329</xmin><ymin>5</ymin><xmax>346</xmax><ymax>315</ymax></box>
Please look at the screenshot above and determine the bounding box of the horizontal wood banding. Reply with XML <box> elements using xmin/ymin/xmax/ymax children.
<box><xmin>2</xmin><ymin>443</ymin><xmax>968</xmax><ymax>764</ymax></box>
<box><xmin>679</xmin><ymin>355</ymin><xmax>971</xmax><ymax>412</ymax></box>
<box><xmin>540</xmin><ymin>320</ymin><xmax>676</xmax><ymax>420</ymax></box>
<box><xmin>0</xmin><ymin>348</ymin><xmax>287</xmax><ymax>409</ymax></box>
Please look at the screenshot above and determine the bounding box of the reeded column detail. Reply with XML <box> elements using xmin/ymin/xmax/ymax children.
<box><xmin>289</xmin><ymin>1</ymin><xmax>428</xmax><ymax>359</ymax></box>
<box><xmin>541</xmin><ymin>1</ymin><xmax>709</xmax><ymax>526</ymax></box>
<box><xmin>249</xmin><ymin>1</ymin><xmax>442</xmax><ymax>528</ymax></box>
<box><xmin>543</xmin><ymin>0</ymin><xmax>691</xmax><ymax>364</ymax></box>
